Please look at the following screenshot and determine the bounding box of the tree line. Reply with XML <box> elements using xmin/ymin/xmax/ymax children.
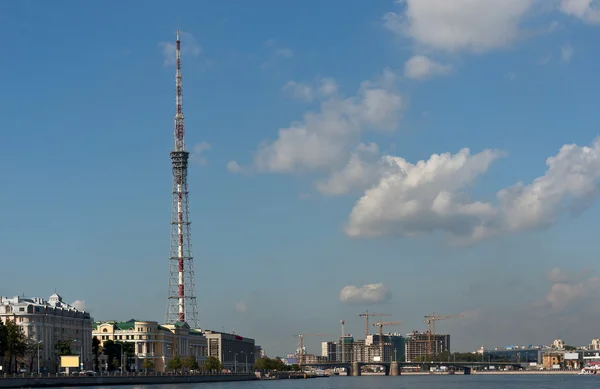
<box><xmin>253</xmin><ymin>357</ymin><xmax>300</xmax><ymax>372</ymax></box>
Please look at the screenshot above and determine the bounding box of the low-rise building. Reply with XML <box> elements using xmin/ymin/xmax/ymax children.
<box><xmin>93</xmin><ymin>320</ymin><xmax>207</xmax><ymax>372</ymax></box>
<box><xmin>203</xmin><ymin>330</ymin><xmax>256</xmax><ymax>372</ymax></box>
<box><xmin>0</xmin><ymin>293</ymin><xmax>93</xmax><ymax>373</ymax></box>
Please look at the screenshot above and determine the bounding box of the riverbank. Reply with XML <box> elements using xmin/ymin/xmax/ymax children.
<box><xmin>0</xmin><ymin>374</ymin><xmax>257</xmax><ymax>388</ymax></box>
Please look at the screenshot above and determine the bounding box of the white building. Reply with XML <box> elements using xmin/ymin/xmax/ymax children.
<box><xmin>0</xmin><ymin>293</ymin><xmax>93</xmax><ymax>373</ymax></box>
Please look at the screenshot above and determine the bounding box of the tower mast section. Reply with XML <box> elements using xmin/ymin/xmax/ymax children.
<box><xmin>166</xmin><ymin>29</ymin><xmax>199</xmax><ymax>328</ymax></box>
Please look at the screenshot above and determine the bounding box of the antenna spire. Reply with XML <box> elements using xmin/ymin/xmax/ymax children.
<box><xmin>174</xmin><ymin>29</ymin><xmax>185</xmax><ymax>151</ymax></box>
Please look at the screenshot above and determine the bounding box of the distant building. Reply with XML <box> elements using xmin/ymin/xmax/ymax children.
<box><xmin>203</xmin><ymin>330</ymin><xmax>255</xmax><ymax>372</ymax></box>
<box><xmin>254</xmin><ymin>345</ymin><xmax>264</xmax><ymax>359</ymax></box>
<box><xmin>321</xmin><ymin>341</ymin><xmax>338</xmax><ymax>361</ymax></box>
<box><xmin>0</xmin><ymin>293</ymin><xmax>93</xmax><ymax>373</ymax></box>
<box><xmin>404</xmin><ymin>331</ymin><xmax>450</xmax><ymax>362</ymax></box>
<box><xmin>93</xmin><ymin>320</ymin><xmax>207</xmax><ymax>372</ymax></box>
<box><xmin>553</xmin><ymin>339</ymin><xmax>565</xmax><ymax>350</ymax></box>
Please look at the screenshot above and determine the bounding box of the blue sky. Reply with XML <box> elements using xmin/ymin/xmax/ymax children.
<box><xmin>2</xmin><ymin>0</ymin><xmax>600</xmax><ymax>357</ymax></box>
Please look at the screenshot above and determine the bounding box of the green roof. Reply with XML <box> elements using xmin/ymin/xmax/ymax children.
<box><xmin>115</xmin><ymin>322</ymin><xmax>135</xmax><ymax>330</ymax></box>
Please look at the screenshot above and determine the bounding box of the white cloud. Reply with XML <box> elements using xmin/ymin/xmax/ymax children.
<box><xmin>346</xmin><ymin>138</ymin><xmax>600</xmax><ymax>244</ymax></box>
<box><xmin>227</xmin><ymin>160</ymin><xmax>245</xmax><ymax>175</ymax></box>
<box><xmin>383</xmin><ymin>0</ymin><xmax>536</xmax><ymax>53</ymax></box>
<box><xmin>71</xmin><ymin>300</ymin><xmax>87</xmax><ymax>311</ymax></box>
<box><xmin>560</xmin><ymin>0</ymin><xmax>600</xmax><ymax>24</ymax></box>
<box><xmin>190</xmin><ymin>141</ymin><xmax>211</xmax><ymax>166</ymax></box>
<box><xmin>339</xmin><ymin>283</ymin><xmax>391</xmax><ymax>304</ymax></box>
<box><xmin>282</xmin><ymin>81</ymin><xmax>314</xmax><ymax>101</ymax></box>
<box><xmin>158</xmin><ymin>31</ymin><xmax>202</xmax><ymax>66</ymax></box>
<box><xmin>345</xmin><ymin>147</ymin><xmax>503</xmax><ymax>242</ymax></box>
<box><xmin>544</xmin><ymin>268</ymin><xmax>600</xmax><ymax>311</ymax></box>
<box><xmin>404</xmin><ymin>55</ymin><xmax>452</xmax><ymax>80</ymax></box>
<box><xmin>561</xmin><ymin>43</ymin><xmax>574</xmax><ymax>63</ymax></box>
<box><xmin>235</xmin><ymin>301</ymin><xmax>248</xmax><ymax>313</ymax></box>
<box><xmin>315</xmin><ymin>143</ymin><xmax>382</xmax><ymax>196</ymax></box>
<box><xmin>281</xmin><ymin>78</ymin><xmax>339</xmax><ymax>102</ymax></box>
<box><xmin>253</xmin><ymin>69</ymin><xmax>405</xmax><ymax>173</ymax></box>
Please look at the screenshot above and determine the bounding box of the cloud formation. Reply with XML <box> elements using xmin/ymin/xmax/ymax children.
<box><xmin>339</xmin><ymin>283</ymin><xmax>391</xmax><ymax>304</ymax></box>
<box><xmin>403</xmin><ymin>55</ymin><xmax>452</xmax><ymax>80</ymax></box>
<box><xmin>383</xmin><ymin>0</ymin><xmax>536</xmax><ymax>53</ymax></box>
<box><xmin>230</xmin><ymin>69</ymin><xmax>405</xmax><ymax>174</ymax></box>
<box><xmin>346</xmin><ymin>138</ymin><xmax>600</xmax><ymax>244</ymax></box>
<box><xmin>560</xmin><ymin>0</ymin><xmax>600</xmax><ymax>24</ymax></box>
<box><xmin>190</xmin><ymin>141</ymin><xmax>211</xmax><ymax>166</ymax></box>
<box><xmin>71</xmin><ymin>300</ymin><xmax>87</xmax><ymax>311</ymax></box>
<box><xmin>158</xmin><ymin>31</ymin><xmax>202</xmax><ymax>66</ymax></box>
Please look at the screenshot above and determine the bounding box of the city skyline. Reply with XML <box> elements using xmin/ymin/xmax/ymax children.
<box><xmin>1</xmin><ymin>0</ymin><xmax>600</xmax><ymax>357</ymax></box>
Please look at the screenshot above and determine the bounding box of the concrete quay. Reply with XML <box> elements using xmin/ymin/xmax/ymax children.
<box><xmin>0</xmin><ymin>373</ymin><xmax>258</xmax><ymax>388</ymax></box>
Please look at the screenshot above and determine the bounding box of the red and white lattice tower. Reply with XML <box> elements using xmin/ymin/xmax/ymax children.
<box><xmin>165</xmin><ymin>30</ymin><xmax>200</xmax><ymax>328</ymax></box>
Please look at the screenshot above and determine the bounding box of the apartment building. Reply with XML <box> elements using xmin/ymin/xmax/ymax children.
<box><xmin>0</xmin><ymin>293</ymin><xmax>93</xmax><ymax>373</ymax></box>
<box><xmin>404</xmin><ymin>331</ymin><xmax>450</xmax><ymax>362</ymax></box>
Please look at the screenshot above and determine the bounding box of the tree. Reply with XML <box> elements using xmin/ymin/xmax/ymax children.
<box><xmin>0</xmin><ymin>321</ymin><xmax>8</xmax><ymax>368</ymax></box>
<box><xmin>114</xmin><ymin>342</ymin><xmax>135</xmax><ymax>371</ymax></box>
<box><xmin>142</xmin><ymin>359</ymin><xmax>155</xmax><ymax>372</ymax></box>
<box><xmin>204</xmin><ymin>356</ymin><xmax>222</xmax><ymax>372</ymax></box>
<box><xmin>182</xmin><ymin>355</ymin><xmax>199</xmax><ymax>371</ymax></box>
<box><xmin>101</xmin><ymin>340</ymin><xmax>118</xmax><ymax>371</ymax></box>
<box><xmin>54</xmin><ymin>340</ymin><xmax>73</xmax><ymax>356</ymax></box>
<box><xmin>92</xmin><ymin>337</ymin><xmax>101</xmax><ymax>371</ymax></box>
<box><xmin>3</xmin><ymin>319</ymin><xmax>27</xmax><ymax>373</ymax></box>
<box><xmin>167</xmin><ymin>356</ymin><xmax>183</xmax><ymax>372</ymax></box>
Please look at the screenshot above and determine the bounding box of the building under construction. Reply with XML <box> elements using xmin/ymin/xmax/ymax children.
<box><xmin>322</xmin><ymin>334</ymin><xmax>405</xmax><ymax>363</ymax></box>
<box><xmin>404</xmin><ymin>331</ymin><xmax>450</xmax><ymax>362</ymax></box>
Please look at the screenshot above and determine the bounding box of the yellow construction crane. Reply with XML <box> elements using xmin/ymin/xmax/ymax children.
<box><xmin>359</xmin><ymin>310</ymin><xmax>392</xmax><ymax>338</ymax></box>
<box><xmin>372</xmin><ymin>321</ymin><xmax>402</xmax><ymax>359</ymax></box>
<box><xmin>293</xmin><ymin>334</ymin><xmax>332</xmax><ymax>365</ymax></box>
<box><xmin>423</xmin><ymin>313</ymin><xmax>463</xmax><ymax>360</ymax></box>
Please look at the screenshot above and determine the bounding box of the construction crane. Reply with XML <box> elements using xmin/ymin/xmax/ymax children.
<box><xmin>423</xmin><ymin>313</ymin><xmax>464</xmax><ymax>360</ymax></box>
<box><xmin>359</xmin><ymin>310</ymin><xmax>392</xmax><ymax>338</ymax></box>
<box><xmin>372</xmin><ymin>321</ymin><xmax>401</xmax><ymax>360</ymax></box>
<box><xmin>293</xmin><ymin>334</ymin><xmax>332</xmax><ymax>366</ymax></box>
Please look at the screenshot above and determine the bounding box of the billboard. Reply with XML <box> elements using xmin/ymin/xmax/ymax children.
<box><xmin>564</xmin><ymin>353</ymin><xmax>579</xmax><ymax>360</ymax></box>
<box><xmin>60</xmin><ymin>356</ymin><xmax>80</xmax><ymax>368</ymax></box>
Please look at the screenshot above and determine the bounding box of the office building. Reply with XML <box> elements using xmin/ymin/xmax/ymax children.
<box><xmin>321</xmin><ymin>341</ymin><xmax>338</xmax><ymax>361</ymax></box>
<box><xmin>0</xmin><ymin>293</ymin><xmax>93</xmax><ymax>373</ymax></box>
<box><xmin>203</xmin><ymin>330</ymin><xmax>256</xmax><ymax>372</ymax></box>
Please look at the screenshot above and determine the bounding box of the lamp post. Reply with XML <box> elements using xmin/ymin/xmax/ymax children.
<box><xmin>241</xmin><ymin>351</ymin><xmax>248</xmax><ymax>373</ymax></box>
<box><xmin>72</xmin><ymin>339</ymin><xmax>83</xmax><ymax>371</ymax></box>
<box><xmin>36</xmin><ymin>341</ymin><xmax>43</xmax><ymax>375</ymax></box>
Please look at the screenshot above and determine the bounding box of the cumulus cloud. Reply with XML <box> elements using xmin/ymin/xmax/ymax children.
<box><xmin>383</xmin><ymin>0</ymin><xmax>536</xmax><ymax>53</ymax></box>
<box><xmin>227</xmin><ymin>160</ymin><xmax>245</xmax><ymax>175</ymax></box>
<box><xmin>346</xmin><ymin>138</ymin><xmax>600</xmax><ymax>244</ymax></box>
<box><xmin>71</xmin><ymin>300</ymin><xmax>87</xmax><ymax>311</ymax></box>
<box><xmin>345</xmin><ymin>147</ymin><xmax>504</xmax><ymax>242</ymax></box>
<box><xmin>281</xmin><ymin>78</ymin><xmax>338</xmax><ymax>102</ymax></box>
<box><xmin>252</xmin><ymin>68</ymin><xmax>405</xmax><ymax>173</ymax></box>
<box><xmin>190</xmin><ymin>141</ymin><xmax>211</xmax><ymax>166</ymax></box>
<box><xmin>158</xmin><ymin>31</ymin><xmax>202</xmax><ymax>66</ymax></box>
<box><xmin>404</xmin><ymin>55</ymin><xmax>452</xmax><ymax>80</ymax></box>
<box><xmin>339</xmin><ymin>283</ymin><xmax>391</xmax><ymax>304</ymax></box>
<box><xmin>235</xmin><ymin>301</ymin><xmax>248</xmax><ymax>313</ymax></box>
<box><xmin>560</xmin><ymin>0</ymin><xmax>600</xmax><ymax>24</ymax></box>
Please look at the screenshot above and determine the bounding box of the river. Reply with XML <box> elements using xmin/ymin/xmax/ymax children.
<box><xmin>58</xmin><ymin>375</ymin><xmax>599</xmax><ymax>389</ymax></box>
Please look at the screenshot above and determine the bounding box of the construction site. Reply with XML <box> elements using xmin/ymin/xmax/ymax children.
<box><xmin>291</xmin><ymin>312</ymin><xmax>464</xmax><ymax>365</ymax></box>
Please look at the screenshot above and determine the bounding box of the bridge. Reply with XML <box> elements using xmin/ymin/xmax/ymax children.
<box><xmin>302</xmin><ymin>361</ymin><xmax>522</xmax><ymax>376</ymax></box>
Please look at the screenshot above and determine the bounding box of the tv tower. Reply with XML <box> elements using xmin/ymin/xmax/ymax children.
<box><xmin>165</xmin><ymin>30</ymin><xmax>200</xmax><ymax>328</ymax></box>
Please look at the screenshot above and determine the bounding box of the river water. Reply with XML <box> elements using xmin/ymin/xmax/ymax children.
<box><xmin>60</xmin><ymin>375</ymin><xmax>599</xmax><ymax>389</ymax></box>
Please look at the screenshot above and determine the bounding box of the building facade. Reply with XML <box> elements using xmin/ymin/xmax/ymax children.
<box><xmin>404</xmin><ymin>331</ymin><xmax>450</xmax><ymax>362</ymax></box>
<box><xmin>321</xmin><ymin>341</ymin><xmax>337</xmax><ymax>361</ymax></box>
<box><xmin>93</xmin><ymin>320</ymin><xmax>207</xmax><ymax>372</ymax></box>
<box><xmin>0</xmin><ymin>293</ymin><xmax>93</xmax><ymax>373</ymax></box>
<box><xmin>203</xmin><ymin>330</ymin><xmax>256</xmax><ymax>372</ymax></box>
